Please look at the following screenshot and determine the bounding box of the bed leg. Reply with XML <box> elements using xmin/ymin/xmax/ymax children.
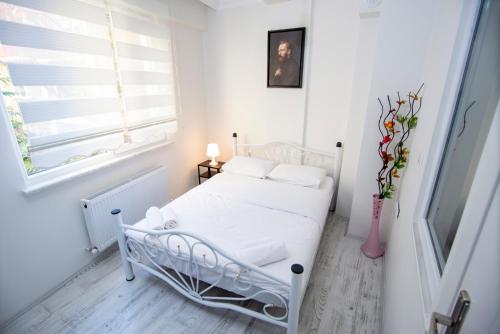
<box><xmin>288</xmin><ymin>264</ymin><xmax>303</xmax><ymax>334</ymax></box>
<box><xmin>111</xmin><ymin>209</ymin><xmax>135</xmax><ymax>281</ymax></box>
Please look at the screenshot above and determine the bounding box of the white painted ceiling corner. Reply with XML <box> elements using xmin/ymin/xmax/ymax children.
<box><xmin>199</xmin><ymin>0</ymin><xmax>220</xmax><ymax>10</ymax></box>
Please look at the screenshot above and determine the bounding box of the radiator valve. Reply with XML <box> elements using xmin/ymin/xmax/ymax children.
<box><xmin>85</xmin><ymin>247</ymin><xmax>99</xmax><ymax>254</ymax></box>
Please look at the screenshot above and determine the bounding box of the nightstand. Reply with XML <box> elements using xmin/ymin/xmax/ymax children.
<box><xmin>198</xmin><ymin>160</ymin><xmax>225</xmax><ymax>184</ymax></box>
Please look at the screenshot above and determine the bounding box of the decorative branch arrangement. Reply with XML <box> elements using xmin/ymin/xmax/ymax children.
<box><xmin>376</xmin><ymin>83</ymin><xmax>424</xmax><ymax>199</ymax></box>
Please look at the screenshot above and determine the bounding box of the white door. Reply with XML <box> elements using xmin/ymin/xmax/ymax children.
<box><xmin>428</xmin><ymin>106</ymin><xmax>499</xmax><ymax>333</ymax></box>
<box><xmin>420</xmin><ymin>0</ymin><xmax>499</xmax><ymax>331</ymax></box>
<box><xmin>455</xmin><ymin>171</ymin><xmax>499</xmax><ymax>332</ymax></box>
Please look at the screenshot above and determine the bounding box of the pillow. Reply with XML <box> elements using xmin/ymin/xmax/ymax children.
<box><xmin>222</xmin><ymin>156</ymin><xmax>278</xmax><ymax>178</ymax></box>
<box><xmin>266</xmin><ymin>163</ymin><xmax>327</xmax><ymax>188</ymax></box>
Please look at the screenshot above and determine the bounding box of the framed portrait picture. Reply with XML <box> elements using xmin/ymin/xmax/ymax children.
<box><xmin>267</xmin><ymin>27</ymin><xmax>306</xmax><ymax>88</ymax></box>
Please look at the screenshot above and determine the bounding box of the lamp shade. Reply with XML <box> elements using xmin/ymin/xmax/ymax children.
<box><xmin>206</xmin><ymin>143</ymin><xmax>220</xmax><ymax>157</ymax></box>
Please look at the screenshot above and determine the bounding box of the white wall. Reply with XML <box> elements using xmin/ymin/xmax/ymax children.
<box><xmin>203</xmin><ymin>0</ymin><xmax>360</xmax><ymax>161</ymax></box>
<box><xmin>0</xmin><ymin>0</ymin><xmax>208</xmax><ymax>325</ymax></box>
<box><xmin>336</xmin><ymin>12</ymin><xmax>381</xmax><ymax>218</ymax></box>
<box><xmin>346</xmin><ymin>0</ymin><xmax>438</xmax><ymax>240</ymax></box>
<box><xmin>204</xmin><ymin>0</ymin><xmax>307</xmax><ymax>159</ymax></box>
<box><xmin>302</xmin><ymin>0</ymin><xmax>359</xmax><ymax>152</ymax></box>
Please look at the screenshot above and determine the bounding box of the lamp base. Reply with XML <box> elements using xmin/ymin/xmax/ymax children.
<box><xmin>209</xmin><ymin>157</ymin><xmax>218</xmax><ymax>166</ymax></box>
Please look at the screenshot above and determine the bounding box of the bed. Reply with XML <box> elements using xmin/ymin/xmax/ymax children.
<box><xmin>112</xmin><ymin>133</ymin><xmax>343</xmax><ymax>334</ymax></box>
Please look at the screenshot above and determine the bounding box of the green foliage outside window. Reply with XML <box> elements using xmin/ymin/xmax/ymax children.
<box><xmin>0</xmin><ymin>62</ymin><xmax>37</xmax><ymax>175</ymax></box>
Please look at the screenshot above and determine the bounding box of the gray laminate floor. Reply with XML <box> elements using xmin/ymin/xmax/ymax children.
<box><xmin>3</xmin><ymin>215</ymin><xmax>383</xmax><ymax>334</ymax></box>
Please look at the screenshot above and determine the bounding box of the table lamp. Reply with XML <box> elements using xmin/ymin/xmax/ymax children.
<box><xmin>206</xmin><ymin>143</ymin><xmax>220</xmax><ymax>166</ymax></box>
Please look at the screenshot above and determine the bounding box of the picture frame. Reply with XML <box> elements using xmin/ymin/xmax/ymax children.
<box><xmin>267</xmin><ymin>27</ymin><xmax>306</xmax><ymax>88</ymax></box>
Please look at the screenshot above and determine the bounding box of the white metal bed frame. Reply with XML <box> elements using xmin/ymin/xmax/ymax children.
<box><xmin>112</xmin><ymin>133</ymin><xmax>343</xmax><ymax>334</ymax></box>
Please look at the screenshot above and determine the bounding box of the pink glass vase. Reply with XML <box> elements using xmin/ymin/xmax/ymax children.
<box><xmin>361</xmin><ymin>194</ymin><xmax>385</xmax><ymax>258</ymax></box>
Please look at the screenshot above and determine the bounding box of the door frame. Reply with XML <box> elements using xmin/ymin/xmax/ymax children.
<box><xmin>411</xmin><ymin>0</ymin><xmax>484</xmax><ymax>324</ymax></box>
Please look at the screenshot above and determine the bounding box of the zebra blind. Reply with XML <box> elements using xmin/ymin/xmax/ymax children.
<box><xmin>0</xmin><ymin>0</ymin><xmax>178</xmax><ymax>175</ymax></box>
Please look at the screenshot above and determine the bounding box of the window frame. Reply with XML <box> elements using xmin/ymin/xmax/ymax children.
<box><xmin>1</xmin><ymin>87</ymin><xmax>176</xmax><ymax>195</ymax></box>
<box><xmin>0</xmin><ymin>0</ymin><xmax>183</xmax><ymax>194</ymax></box>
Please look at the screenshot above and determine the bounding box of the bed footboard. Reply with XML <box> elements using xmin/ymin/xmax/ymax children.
<box><xmin>111</xmin><ymin>209</ymin><xmax>303</xmax><ymax>334</ymax></box>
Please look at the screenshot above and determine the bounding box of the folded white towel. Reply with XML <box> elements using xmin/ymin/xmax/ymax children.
<box><xmin>145</xmin><ymin>206</ymin><xmax>178</xmax><ymax>230</ymax></box>
<box><xmin>161</xmin><ymin>206</ymin><xmax>177</xmax><ymax>224</ymax></box>
<box><xmin>145</xmin><ymin>206</ymin><xmax>163</xmax><ymax>226</ymax></box>
<box><xmin>233</xmin><ymin>239</ymin><xmax>288</xmax><ymax>267</ymax></box>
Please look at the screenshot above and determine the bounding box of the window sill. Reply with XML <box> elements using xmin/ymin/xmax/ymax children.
<box><xmin>22</xmin><ymin>141</ymin><xmax>173</xmax><ymax>196</ymax></box>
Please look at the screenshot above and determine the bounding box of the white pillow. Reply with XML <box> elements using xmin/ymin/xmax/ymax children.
<box><xmin>222</xmin><ymin>156</ymin><xmax>278</xmax><ymax>178</ymax></box>
<box><xmin>266</xmin><ymin>163</ymin><xmax>327</xmax><ymax>188</ymax></box>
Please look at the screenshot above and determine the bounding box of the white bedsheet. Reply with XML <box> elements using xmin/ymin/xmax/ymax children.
<box><xmin>197</xmin><ymin>173</ymin><xmax>334</xmax><ymax>230</ymax></box>
<box><xmin>127</xmin><ymin>173</ymin><xmax>334</xmax><ymax>297</ymax></box>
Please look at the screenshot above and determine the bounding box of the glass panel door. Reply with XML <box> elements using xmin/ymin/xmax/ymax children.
<box><xmin>426</xmin><ymin>0</ymin><xmax>500</xmax><ymax>272</ymax></box>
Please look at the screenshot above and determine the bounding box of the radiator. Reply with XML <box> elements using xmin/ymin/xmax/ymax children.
<box><xmin>81</xmin><ymin>166</ymin><xmax>168</xmax><ymax>252</ymax></box>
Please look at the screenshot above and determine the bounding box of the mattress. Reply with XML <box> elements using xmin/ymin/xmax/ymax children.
<box><xmin>126</xmin><ymin>172</ymin><xmax>334</xmax><ymax>300</ymax></box>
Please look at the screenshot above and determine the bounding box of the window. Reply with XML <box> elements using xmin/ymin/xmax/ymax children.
<box><xmin>426</xmin><ymin>0</ymin><xmax>499</xmax><ymax>272</ymax></box>
<box><xmin>0</xmin><ymin>0</ymin><xmax>178</xmax><ymax>178</ymax></box>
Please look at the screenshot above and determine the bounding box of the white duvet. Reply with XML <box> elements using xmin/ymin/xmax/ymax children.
<box><xmin>127</xmin><ymin>172</ymin><xmax>334</xmax><ymax>295</ymax></box>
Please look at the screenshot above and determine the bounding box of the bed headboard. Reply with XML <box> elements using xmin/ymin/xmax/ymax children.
<box><xmin>231</xmin><ymin>132</ymin><xmax>343</xmax><ymax>211</ymax></box>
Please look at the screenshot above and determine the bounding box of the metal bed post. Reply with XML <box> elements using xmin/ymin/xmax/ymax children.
<box><xmin>330</xmin><ymin>141</ymin><xmax>343</xmax><ymax>211</ymax></box>
<box><xmin>111</xmin><ymin>209</ymin><xmax>135</xmax><ymax>281</ymax></box>
<box><xmin>232</xmin><ymin>132</ymin><xmax>238</xmax><ymax>157</ymax></box>
<box><xmin>287</xmin><ymin>264</ymin><xmax>304</xmax><ymax>334</ymax></box>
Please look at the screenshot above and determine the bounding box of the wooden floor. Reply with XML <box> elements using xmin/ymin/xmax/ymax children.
<box><xmin>4</xmin><ymin>215</ymin><xmax>383</xmax><ymax>334</ymax></box>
